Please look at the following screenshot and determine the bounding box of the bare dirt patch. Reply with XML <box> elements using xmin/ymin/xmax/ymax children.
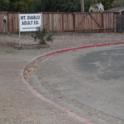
<box><xmin>0</xmin><ymin>33</ymin><xmax>124</xmax><ymax>49</ymax></box>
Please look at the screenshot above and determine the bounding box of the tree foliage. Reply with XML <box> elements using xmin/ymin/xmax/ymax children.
<box><xmin>33</xmin><ymin>28</ymin><xmax>53</xmax><ymax>45</ymax></box>
<box><xmin>97</xmin><ymin>0</ymin><xmax>115</xmax><ymax>9</ymax></box>
<box><xmin>32</xmin><ymin>0</ymin><xmax>115</xmax><ymax>12</ymax></box>
<box><xmin>33</xmin><ymin>0</ymin><xmax>81</xmax><ymax>12</ymax></box>
<box><xmin>0</xmin><ymin>0</ymin><xmax>33</xmax><ymax>12</ymax></box>
<box><xmin>0</xmin><ymin>0</ymin><xmax>10</xmax><ymax>11</ymax></box>
<box><xmin>0</xmin><ymin>0</ymin><xmax>116</xmax><ymax>12</ymax></box>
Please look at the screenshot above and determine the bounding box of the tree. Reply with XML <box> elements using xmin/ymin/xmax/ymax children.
<box><xmin>98</xmin><ymin>0</ymin><xmax>114</xmax><ymax>9</ymax></box>
<box><xmin>0</xmin><ymin>0</ymin><xmax>34</xmax><ymax>12</ymax></box>
<box><xmin>84</xmin><ymin>0</ymin><xmax>114</xmax><ymax>11</ymax></box>
<box><xmin>0</xmin><ymin>0</ymin><xmax>10</xmax><ymax>11</ymax></box>
<box><xmin>0</xmin><ymin>0</ymin><xmax>115</xmax><ymax>12</ymax></box>
<box><xmin>9</xmin><ymin>0</ymin><xmax>34</xmax><ymax>12</ymax></box>
<box><xmin>33</xmin><ymin>0</ymin><xmax>81</xmax><ymax>12</ymax></box>
<box><xmin>61</xmin><ymin>0</ymin><xmax>80</xmax><ymax>12</ymax></box>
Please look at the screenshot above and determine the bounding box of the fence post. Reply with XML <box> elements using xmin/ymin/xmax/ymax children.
<box><xmin>3</xmin><ymin>15</ymin><xmax>8</xmax><ymax>33</ymax></box>
<box><xmin>73</xmin><ymin>13</ymin><xmax>76</xmax><ymax>32</ymax></box>
<box><xmin>113</xmin><ymin>13</ymin><xmax>117</xmax><ymax>32</ymax></box>
<box><xmin>101</xmin><ymin>13</ymin><xmax>104</xmax><ymax>32</ymax></box>
<box><xmin>62</xmin><ymin>13</ymin><xmax>64</xmax><ymax>32</ymax></box>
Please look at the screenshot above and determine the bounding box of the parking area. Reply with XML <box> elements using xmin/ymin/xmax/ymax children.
<box><xmin>0</xmin><ymin>33</ymin><xmax>124</xmax><ymax>124</ymax></box>
<box><xmin>31</xmin><ymin>45</ymin><xmax>124</xmax><ymax>124</ymax></box>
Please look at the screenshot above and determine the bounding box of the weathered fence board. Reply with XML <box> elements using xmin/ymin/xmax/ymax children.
<box><xmin>0</xmin><ymin>14</ymin><xmax>4</xmax><ymax>32</ymax></box>
<box><xmin>8</xmin><ymin>13</ymin><xmax>19</xmax><ymax>33</ymax></box>
<box><xmin>43</xmin><ymin>13</ymin><xmax>74</xmax><ymax>32</ymax></box>
<box><xmin>62</xmin><ymin>14</ymin><xmax>74</xmax><ymax>31</ymax></box>
<box><xmin>0</xmin><ymin>12</ymin><xmax>116</xmax><ymax>33</ymax></box>
<box><xmin>0</xmin><ymin>12</ymin><xmax>8</xmax><ymax>33</ymax></box>
<box><xmin>103</xmin><ymin>12</ymin><xmax>114</xmax><ymax>31</ymax></box>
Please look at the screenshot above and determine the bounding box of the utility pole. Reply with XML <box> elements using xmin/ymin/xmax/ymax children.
<box><xmin>80</xmin><ymin>0</ymin><xmax>85</xmax><ymax>12</ymax></box>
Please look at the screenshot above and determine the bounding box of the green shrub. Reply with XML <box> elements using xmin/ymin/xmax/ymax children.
<box><xmin>33</xmin><ymin>28</ymin><xmax>54</xmax><ymax>46</ymax></box>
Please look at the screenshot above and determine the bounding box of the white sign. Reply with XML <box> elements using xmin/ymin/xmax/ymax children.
<box><xmin>19</xmin><ymin>14</ymin><xmax>42</xmax><ymax>32</ymax></box>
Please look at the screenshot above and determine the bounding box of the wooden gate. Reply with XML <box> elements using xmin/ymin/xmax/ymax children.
<box><xmin>74</xmin><ymin>12</ymin><xmax>114</xmax><ymax>32</ymax></box>
<box><xmin>116</xmin><ymin>15</ymin><xmax>124</xmax><ymax>32</ymax></box>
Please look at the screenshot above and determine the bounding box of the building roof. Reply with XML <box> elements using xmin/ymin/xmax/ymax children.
<box><xmin>108</xmin><ymin>7</ymin><xmax>124</xmax><ymax>13</ymax></box>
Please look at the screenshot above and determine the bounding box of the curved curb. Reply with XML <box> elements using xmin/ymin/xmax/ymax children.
<box><xmin>22</xmin><ymin>41</ymin><xmax>124</xmax><ymax>124</ymax></box>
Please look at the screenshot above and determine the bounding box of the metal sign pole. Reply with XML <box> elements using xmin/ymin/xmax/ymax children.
<box><xmin>18</xmin><ymin>14</ymin><xmax>22</xmax><ymax>49</ymax></box>
<box><xmin>19</xmin><ymin>31</ymin><xmax>22</xmax><ymax>48</ymax></box>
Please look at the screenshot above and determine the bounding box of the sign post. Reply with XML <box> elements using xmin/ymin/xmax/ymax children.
<box><xmin>18</xmin><ymin>13</ymin><xmax>42</xmax><ymax>48</ymax></box>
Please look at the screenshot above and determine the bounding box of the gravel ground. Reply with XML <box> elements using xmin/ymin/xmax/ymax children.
<box><xmin>50</xmin><ymin>33</ymin><xmax>124</xmax><ymax>49</ymax></box>
<box><xmin>0</xmin><ymin>33</ymin><xmax>124</xmax><ymax>49</ymax></box>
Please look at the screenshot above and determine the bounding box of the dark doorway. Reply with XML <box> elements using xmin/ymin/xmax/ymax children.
<box><xmin>116</xmin><ymin>15</ymin><xmax>124</xmax><ymax>33</ymax></box>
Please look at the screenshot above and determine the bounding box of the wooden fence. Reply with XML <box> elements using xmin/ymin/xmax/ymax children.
<box><xmin>0</xmin><ymin>12</ymin><xmax>116</xmax><ymax>33</ymax></box>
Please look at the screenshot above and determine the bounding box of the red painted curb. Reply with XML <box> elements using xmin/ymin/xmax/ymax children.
<box><xmin>45</xmin><ymin>41</ymin><xmax>124</xmax><ymax>57</ymax></box>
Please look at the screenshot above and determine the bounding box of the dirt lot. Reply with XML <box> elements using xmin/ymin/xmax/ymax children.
<box><xmin>0</xmin><ymin>33</ymin><xmax>124</xmax><ymax>49</ymax></box>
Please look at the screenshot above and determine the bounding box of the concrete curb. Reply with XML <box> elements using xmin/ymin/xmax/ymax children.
<box><xmin>21</xmin><ymin>41</ymin><xmax>124</xmax><ymax>124</ymax></box>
